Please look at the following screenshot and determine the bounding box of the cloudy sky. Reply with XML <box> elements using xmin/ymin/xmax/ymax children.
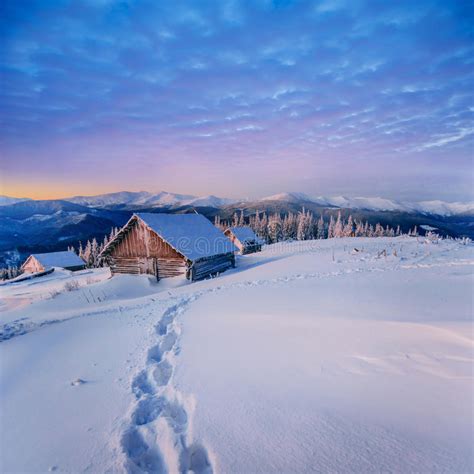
<box><xmin>1</xmin><ymin>0</ymin><xmax>473</xmax><ymax>200</ymax></box>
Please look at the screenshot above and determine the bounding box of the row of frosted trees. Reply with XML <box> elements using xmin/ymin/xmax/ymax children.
<box><xmin>216</xmin><ymin>210</ymin><xmax>418</xmax><ymax>244</ymax></box>
<box><xmin>0</xmin><ymin>266</ymin><xmax>21</xmax><ymax>281</ymax></box>
<box><xmin>67</xmin><ymin>226</ymin><xmax>120</xmax><ymax>269</ymax></box>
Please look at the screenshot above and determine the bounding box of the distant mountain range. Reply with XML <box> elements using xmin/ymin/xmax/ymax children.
<box><xmin>65</xmin><ymin>191</ymin><xmax>235</xmax><ymax>209</ymax></box>
<box><xmin>0</xmin><ymin>190</ymin><xmax>472</xmax><ymax>267</ymax></box>
<box><xmin>1</xmin><ymin>191</ymin><xmax>472</xmax><ymax>216</ymax></box>
<box><xmin>259</xmin><ymin>192</ymin><xmax>474</xmax><ymax>217</ymax></box>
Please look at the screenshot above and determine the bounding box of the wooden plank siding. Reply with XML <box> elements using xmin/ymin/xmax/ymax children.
<box><xmin>107</xmin><ymin>219</ymin><xmax>187</xmax><ymax>279</ymax></box>
<box><xmin>21</xmin><ymin>256</ymin><xmax>44</xmax><ymax>273</ymax></box>
<box><xmin>190</xmin><ymin>253</ymin><xmax>235</xmax><ymax>281</ymax></box>
<box><xmin>241</xmin><ymin>243</ymin><xmax>262</xmax><ymax>255</ymax></box>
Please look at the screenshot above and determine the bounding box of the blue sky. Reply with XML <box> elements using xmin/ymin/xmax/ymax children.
<box><xmin>1</xmin><ymin>0</ymin><xmax>473</xmax><ymax>200</ymax></box>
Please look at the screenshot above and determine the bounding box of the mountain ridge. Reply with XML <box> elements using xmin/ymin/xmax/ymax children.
<box><xmin>2</xmin><ymin>190</ymin><xmax>472</xmax><ymax>217</ymax></box>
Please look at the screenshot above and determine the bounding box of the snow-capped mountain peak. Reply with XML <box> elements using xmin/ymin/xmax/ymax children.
<box><xmin>259</xmin><ymin>192</ymin><xmax>473</xmax><ymax>216</ymax></box>
<box><xmin>0</xmin><ymin>195</ymin><xmax>31</xmax><ymax>206</ymax></box>
<box><xmin>261</xmin><ymin>192</ymin><xmax>315</xmax><ymax>203</ymax></box>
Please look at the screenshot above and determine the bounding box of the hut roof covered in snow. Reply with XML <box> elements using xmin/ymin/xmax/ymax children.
<box><xmin>134</xmin><ymin>213</ymin><xmax>237</xmax><ymax>261</ymax></box>
<box><xmin>227</xmin><ymin>227</ymin><xmax>263</xmax><ymax>244</ymax></box>
<box><xmin>30</xmin><ymin>251</ymin><xmax>85</xmax><ymax>268</ymax></box>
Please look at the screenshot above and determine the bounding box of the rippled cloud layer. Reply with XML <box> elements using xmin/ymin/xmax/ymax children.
<box><xmin>1</xmin><ymin>0</ymin><xmax>473</xmax><ymax>199</ymax></box>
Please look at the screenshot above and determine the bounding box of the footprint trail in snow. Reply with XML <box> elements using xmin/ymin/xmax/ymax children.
<box><xmin>121</xmin><ymin>296</ymin><xmax>213</xmax><ymax>474</ymax></box>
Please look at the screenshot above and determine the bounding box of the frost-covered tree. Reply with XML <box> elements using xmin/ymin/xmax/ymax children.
<box><xmin>343</xmin><ymin>215</ymin><xmax>354</xmax><ymax>237</ymax></box>
<box><xmin>78</xmin><ymin>242</ymin><xmax>84</xmax><ymax>261</ymax></box>
<box><xmin>354</xmin><ymin>220</ymin><xmax>364</xmax><ymax>237</ymax></box>
<box><xmin>3</xmin><ymin>265</ymin><xmax>20</xmax><ymax>280</ymax></box>
<box><xmin>238</xmin><ymin>210</ymin><xmax>245</xmax><ymax>227</ymax></box>
<box><xmin>333</xmin><ymin>212</ymin><xmax>344</xmax><ymax>238</ymax></box>
<box><xmin>385</xmin><ymin>225</ymin><xmax>394</xmax><ymax>237</ymax></box>
<box><xmin>90</xmin><ymin>238</ymin><xmax>99</xmax><ymax>267</ymax></box>
<box><xmin>232</xmin><ymin>212</ymin><xmax>239</xmax><ymax>227</ymax></box>
<box><xmin>374</xmin><ymin>223</ymin><xmax>384</xmax><ymax>237</ymax></box>
<box><xmin>296</xmin><ymin>209</ymin><xmax>312</xmax><ymax>240</ymax></box>
<box><xmin>268</xmin><ymin>213</ymin><xmax>282</xmax><ymax>243</ymax></box>
<box><xmin>327</xmin><ymin>215</ymin><xmax>335</xmax><ymax>238</ymax></box>
<box><xmin>282</xmin><ymin>212</ymin><xmax>298</xmax><ymax>240</ymax></box>
<box><xmin>82</xmin><ymin>240</ymin><xmax>92</xmax><ymax>267</ymax></box>
<box><xmin>316</xmin><ymin>215</ymin><xmax>325</xmax><ymax>239</ymax></box>
<box><xmin>259</xmin><ymin>212</ymin><xmax>268</xmax><ymax>242</ymax></box>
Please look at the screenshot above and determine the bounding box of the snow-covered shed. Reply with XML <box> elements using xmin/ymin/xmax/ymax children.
<box><xmin>224</xmin><ymin>227</ymin><xmax>263</xmax><ymax>254</ymax></box>
<box><xmin>21</xmin><ymin>251</ymin><xmax>86</xmax><ymax>273</ymax></box>
<box><xmin>100</xmin><ymin>213</ymin><xmax>237</xmax><ymax>281</ymax></box>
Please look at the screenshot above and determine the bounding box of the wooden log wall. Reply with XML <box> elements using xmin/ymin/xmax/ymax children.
<box><xmin>110</xmin><ymin>257</ymin><xmax>143</xmax><ymax>275</ymax></box>
<box><xmin>241</xmin><ymin>243</ymin><xmax>262</xmax><ymax>255</ymax></box>
<box><xmin>110</xmin><ymin>256</ymin><xmax>186</xmax><ymax>279</ymax></box>
<box><xmin>156</xmin><ymin>258</ymin><xmax>186</xmax><ymax>278</ymax></box>
<box><xmin>112</xmin><ymin>219</ymin><xmax>182</xmax><ymax>259</ymax></box>
<box><xmin>191</xmin><ymin>253</ymin><xmax>234</xmax><ymax>281</ymax></box>
<box><xmin>22</xmin><ymin>256</ymin><xmax>43</xmax><ymax>273</ymax></box>
<box><xmin>108</xmin><ymin>218</ymin><xmax>187</xmax><ymax>279</ymax></box>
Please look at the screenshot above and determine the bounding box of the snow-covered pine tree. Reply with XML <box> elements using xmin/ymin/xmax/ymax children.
<box><xmin>282</xmin><ymin>212</ymin><xmax>296</xmax><ymax>240</ymax></box>
<box><xmin>343</xmin><ymin>215</ymin><xmax>354</xmax><ymax>237</ymax></box>
<box><xmin>260</xmin><ymin>212</ymin><xmax>268</xmax><ymax>242</ymax></box>
<box><xmin>363</xmin><ymin>222</ymin><xmax>369</xmax><ymax>237</ymax></box>
<box><xmin>90</xmin><ymin>238</ymin><xmax>99</xmax><ymax>267</ymax></box>
<box><xmin>327</xmin><ymin>215</ymin><xmax>335</xmax><ymax>238</ymax></box>
<box><xmin>375</xmin><ymin>223</ymin><xmax>384</xmax><ymax>237</ymax></box>
<box><xmin>385</xmin><ymin>225</ymin><xmax>394</xmax><ymax>237</ymax></box>
<box><xmin>78</xmin><ymin>242</ymin><xmax>84</xmax><ymax>260</ymax></box>
<box><xmin>316</xmin><ymin>215</ymin><xmax>325</xmax><ymax>239</ymax></box>
<box><xmin>232</xmin><ymin>212</ymin><xmax>239</xmax><ymax>227</ymax></box>
<box><xmin>354</xmin><ymin>220</ymin><xmax>364</xmax><ymax>237</ymax></box>
<box><xmin>238</xmin><ymin>210</ymin><xmax>245</xmax><ymax>227</ymax></box>
<box><xmin>253</xmin><ymin>211</ymin><xmax>261</xmax><ymax>234</ymax></box>
<box><xmin>296</xmin><ymin>210</ymin><xmax>306</xmax><ymax>240</ymax></box>
<box><xmin>268</xmin><ymin>213</ymin><xmax>282</xmax><ymax>243</ymax></box>
<box><xmin>333</xmin><ymin>211</ymin><xmax>343</xmax><ymax>238</ymax></box>
<box><xmin>83</xmin><ymin>240</ymin><xmax>92</xmax><ymax>267</ymax></box>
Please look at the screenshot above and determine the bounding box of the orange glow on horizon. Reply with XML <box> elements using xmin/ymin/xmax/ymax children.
<box><xmin>0</xmin><ymin>180</ymin><xmax>137</xmax><ymax>200</ymax></box>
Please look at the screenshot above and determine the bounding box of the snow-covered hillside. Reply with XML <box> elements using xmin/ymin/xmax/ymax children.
<box><xmin>0</xmin><ymin>237</ymin><xmax>472</xmax><ymax>472</ymax></box>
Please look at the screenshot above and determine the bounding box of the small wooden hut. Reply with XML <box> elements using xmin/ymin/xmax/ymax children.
<box><xmin>100</xmin><ymin>213</ymin><xmax>237</xmax><ymax>281</ymax></box>
<box><xmin>21</xmin><ymin>251</ymin><xmax>86</xmax><ymax>273</ymax></box>
<box><xmin>224</xmin><ymin>227</ymin><xmax>263</xmax><ymax>255</ymax></box>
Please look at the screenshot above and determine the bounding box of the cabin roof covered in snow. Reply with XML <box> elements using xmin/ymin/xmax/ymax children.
<box><xmin>135</xmin><ymin>213</ymin><xmax>237</xmax><ymax>261</ymax></box>
<box><xmin>29</xmin><ymin>251</ymin><xmax>85</xmax><ymax>268</ymax></box>
<box><xmin>227</xmin><ymin>226</ymin><xmax>263</xmax><ymax>244</ymax></box>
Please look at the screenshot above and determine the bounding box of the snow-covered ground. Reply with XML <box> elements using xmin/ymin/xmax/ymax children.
<box><xmin>0</xmin><ymin>237</ymin><xmax>472</xmax><ymax>473</ymax></box>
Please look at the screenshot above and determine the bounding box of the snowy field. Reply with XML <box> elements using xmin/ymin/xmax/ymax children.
<box><xmin>0</xmin><ymin>237</ymin><xmax>473</xmax><ymax>473</ymax></box>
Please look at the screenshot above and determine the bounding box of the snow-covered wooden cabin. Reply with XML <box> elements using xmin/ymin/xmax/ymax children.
<box><xmin>100</xmin><ymin>213</ymin><xmax>237</xmax><ymax>281</ymax></box>
<box><xmin>21</xmin><ymin>251</ymin><xmax>86</xmax><ymax>273</ymax></box>
<box><xmin>224</xmin><ymin>227</ymin><xmax>263</xmax><ymax>255</ymax></box>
